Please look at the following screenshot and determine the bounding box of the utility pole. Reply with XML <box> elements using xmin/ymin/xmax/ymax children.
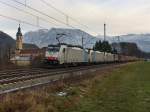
<box><xmin>104</xmin><ymin>23</ymin><xmax>106</xmax><ymax>58</ymax></box>
<box><xmin>81</xmin><ymin>32</ymin><xmax>86</xmax><ymax>49</ymax></box>
<box><xmin>117</xmin><ymin>36</ymin><xmax>121</xmax><ymax>54</ymax></box>
<box><xmin>82</xmin><ymin>36</ymin><xmax>84</xmax><ymax>49</ymax></box>
<box><xmin>104</xmin><ymin>23</ymin><xmax>106</xmax><ymax>42</ymax></box>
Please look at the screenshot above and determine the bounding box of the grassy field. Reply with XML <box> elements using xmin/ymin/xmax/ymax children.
<box><xmin>72</xmin><ymin>62</ymin><xmax>150</xmax><ymax>112</ymax></box>
<box><xmin>1</xmin><ymin>62</ymin><xmax>150</xmax><ymax>112</ymax></box>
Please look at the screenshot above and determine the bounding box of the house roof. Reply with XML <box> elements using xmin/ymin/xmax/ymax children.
<box><xmin>20</xmin><ymin>49</ymin><xmax>45</xmax><ymax>54</ymax></box>
<box><xmin>23</xmin><ymin>43</ymin><xmax>39</xmax><ymax>49</ymax></box>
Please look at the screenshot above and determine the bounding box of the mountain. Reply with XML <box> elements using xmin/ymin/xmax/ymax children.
<box><xmin>0</xmin><ymin>31</ymin><xmax>15</xmax><ymax>63</ymax></box>
<box><xmin>112</xmin><ymin>42</ymin><xmax>150</xmax><ymax>58</ymax></box>
<box><xmin>0</xmin><ymin>31</ymin><xmax>38</xmax><ymax>49</ymax></box>
<box><xmin>118</xmin><ymin>34</ymin><xmax>150</xmax><ymax>53</ymax></box>
<box><xmin>24</xmin><ymin>28</ymin><xmax>150</xmax><ymax>53</ymax></box>
<box><xmin>24</xmin><ymin>28</ymin><xmax>101</xmax><ymax>48</ymax></box>
<box><xmin>97</xmin><ymin>34</ymin><xmax>150</xmax><ymax>52</ymax></box>
<box><xmin>0</xmin><ymin>31</ymin><xmax>16</xmax><ymax>47</ymax></box>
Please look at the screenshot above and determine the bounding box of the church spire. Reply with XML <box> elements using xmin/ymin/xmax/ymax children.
<box><xmin>16</xmin><ymin>24</ymin><xmax>23</xmax><ymax>53</ymax></box>
<box><xmin>16</xmin><ymin>24</ymin><xmax>22</xmax><ymax>37</ymax></box>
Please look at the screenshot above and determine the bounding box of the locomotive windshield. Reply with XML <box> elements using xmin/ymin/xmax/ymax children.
<box><xmin>48</xmin><ymin>47</ymin><xmax>60</xmax><ymax>52</ymax></box>
<box><xmin>47</xmin><ymin>47</ymin><xmax>60</xmax><ymax>55</ymax></box>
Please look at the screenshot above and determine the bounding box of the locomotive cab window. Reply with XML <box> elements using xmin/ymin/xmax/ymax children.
<box><xmin>48</xmin><ymin>47</ymin><xmax>60</xmax><ymax>52</ymax></box>
<box><xmin>63</xmin><ymin>48</ymin><xmax>66</xmax><ymax>53</ymax></box>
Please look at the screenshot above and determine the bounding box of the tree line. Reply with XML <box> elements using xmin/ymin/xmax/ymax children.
<box><xmin>93</xmin><ymin>40</ymin><xmax>117</xmax><ymax>53</ymax></box>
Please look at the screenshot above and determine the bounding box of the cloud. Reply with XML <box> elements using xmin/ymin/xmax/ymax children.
<box><xmin>0</xmin><ymin>0</ymin><xmax>150</xmax><ymax>38</ymax></box>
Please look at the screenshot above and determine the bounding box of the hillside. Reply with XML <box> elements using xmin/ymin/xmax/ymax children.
<box><xmin>0</xmin><ymin>31</ymin><xmax>16</xmax><ymax>63</ymax></box>
<box><xmin>97</xmin><ymin>34</ymin><xmax>150</xmax><ymax>52</ymax></box>
<box><xmin>0</xmin><ymin>31</ymin><xmax>16</xmax><ymax>45</ymax></box>
<box><xmin>112</xmin><ymin>42</ymin><xmax>150</xmax><ymax>58</ymax></box>
<box><xmin>0</xmin><ymin>31</ymin><xmax>38</xmax><ymax>49</ymax></box>
<box><xmin>115</xmin><ymin>34</ymin><xmax>150</xmax><ymax>52</ymax></box>
<box><xmin>24</xmin><ymin>28</ymin><xmax>150</xmax><ymax>53</ymax></box>
<box><xmin>24</xmin><ymin>28</ymin><xmax>101</xmax><ymax>48</ymax></box>
<box><xmin>0</xmin><ymin>31</ymin><xmax>38</xmax><ymax>64</ymax></box>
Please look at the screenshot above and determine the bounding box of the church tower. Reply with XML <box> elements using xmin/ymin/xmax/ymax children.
<box><xmin>16</xmin><ymin>24</ymin><xmax>23</xmax><ymax>55</ymax></box>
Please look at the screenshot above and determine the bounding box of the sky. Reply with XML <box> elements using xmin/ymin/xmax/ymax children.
<box><xmin>0</xmin><ymin>0</ymin><xmax>150</xmax><ymax>39</ymax></box>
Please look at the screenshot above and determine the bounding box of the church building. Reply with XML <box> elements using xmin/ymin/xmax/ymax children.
<box><xmin>15</xmin><ymin>24</ymin><xmax>23</xmax><ymax>56</ymax></box>
<box><xmin>11</xmin><ymin>24</ymin><xmax>46</xmax><ymax>66</ymax></box>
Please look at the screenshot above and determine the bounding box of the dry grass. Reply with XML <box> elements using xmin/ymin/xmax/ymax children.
<box><xmin>0</xmin><ymin>80</ymin><xmax>83</xmax><ymax>112</ymax></box>
<box><xmin>0</xmin><ymin>71</ymin><xmax>107</xmax><ymax>112</ymax></box>
<box><xmin>1</xmin><ymin>62</ymin><xmax>148</xmax><ymax>112</ymax></box>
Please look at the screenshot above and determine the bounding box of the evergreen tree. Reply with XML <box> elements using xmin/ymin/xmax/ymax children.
<box><xmin>93</xmin><ymin>40</ymin><xmax>112</xmax><ymax>53</ymax></box>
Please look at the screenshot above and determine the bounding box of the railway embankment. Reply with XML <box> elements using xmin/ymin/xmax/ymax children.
<box><xmin>0</xmin><ymin>63</ymin><xmax>125</xmax><ymax>95</ymax></box>
<box><xmin>1</xmin><ymin>62</ymin><xmax>149</xmax><ymax>112</ymax></box>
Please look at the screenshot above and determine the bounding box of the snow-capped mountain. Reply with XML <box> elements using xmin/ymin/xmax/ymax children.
<box><xmin>24</xmin><ymin>28</ymin><xmax>103</xmax><ymax>48</ymax></box>
<box><xmin>123</xmin><ymin>34</ymin><xmax>150</xmax><ymax>52</ymax></box>
<box><xmin>96</xmin><ymin>34</ymin><xmax>150</xmax><ymax>52</ymax></box>
<box><xmin>24</xmin><ymin>28</ymin><xmax>150</xmax><ymax>52</ymax></box>
<box><xmin>111</xmin><ymin>34</ymin><xmax>150</xmax><ymax>52</ymax></box>
<box><xmin>24</xmin><ymin>28</ymin><xmax>102</xmax><ymax>48</ymax></box>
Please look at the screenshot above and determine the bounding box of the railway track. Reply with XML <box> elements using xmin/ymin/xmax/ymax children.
<box><xmin>0</xmin><ymin>66</ymin><xmax>92</xmax><ymax>81</ymax></box>
<box><xmin>0</xmin><ymin>63</ymin><xmax>125</xmax><ymax>95</ymax></box>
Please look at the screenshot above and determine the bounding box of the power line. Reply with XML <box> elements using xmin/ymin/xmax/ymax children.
<box><xmin>40</xmin><ymin>0</ymin><xmax>94</xmax><ymax>31</ymax></box>
<box><xmin>0</xmin><ymin>1</ymin><xmax>35</xmax><ymax>18</ymax></box>
<box><xmin>11</xmin><ymin>0</ymin><xmax>76</xmax><ymax>29</ymax></box>
<box><xmin>6</xmin><ymin>0</ymin><xmax>98</xmax><ymax>35</ymax></box>
<box><xmin>0</xmin><ymin>13</ymin><xmax>80</xmax><ymax>45</ymax></box>
<box><xmin>0</xmin><ymin>14</ymin><xmax>45</xmax><ymax>29</ymax></box>
<box><xmin>0</xmin><ymin>0</ymin><xmax>98</xmax><ymax>46</ymax></box>
<box><xmin>0</xmin><ymin>0</ymin><xmax>60</xmax><ymax>27</ymax></box>
<box><xmin>40</xmin><ymin>0</ymin><xmax>67</xmax><ymax>17</ymax></box>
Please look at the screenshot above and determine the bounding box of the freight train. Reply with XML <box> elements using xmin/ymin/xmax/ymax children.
<box><xmin>44</xmin><ymin>44</ymin><xmax>138</xmax><ymax>65</ymax></box>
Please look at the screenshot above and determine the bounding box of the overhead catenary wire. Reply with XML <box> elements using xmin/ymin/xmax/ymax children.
<box><xmin>0</xmin><ymin>0</ymin><xmax>99</xmax><ymax>47</ymax></box>
<box><xmin>0</xmin><ymin>0</ymin><xmax>60</xmax><ymax>27</ymax></box>
<box><xmin>9</xmin><ymin>0</ymin><xmax>97</xmax><ymax>34</ymax></box>
<box><xmin>0</xmin><ymin>14</ymin><xmax>45</xmax><ymax>29</ymax></box>
<box><xmin>40</xmin><ymin>0</ymin><xmax>99</xmax><ymax>46</ymax></box>
<box><xmin>0</xmin><ymin>0</ymin><xmax>80</xmax><ymax>45</ymax></box>
<box><xmin>40</xmin><ymin>0</ymin><xmax>96</xmax><ymax>33</ymax></box>
<box><xmin>1</xmin><ymin>0</ymin><xmax>98</xmax><ymax>35</ymax></box>
<box><xmin>11</xmin><ymin>0</ymin><xmax>76</xmax><ymax>29</ymax></box>
<box><xmin>0</xmin><ymin>13</ymin><xmax>80</xmax><ymax>45</ymax></box>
